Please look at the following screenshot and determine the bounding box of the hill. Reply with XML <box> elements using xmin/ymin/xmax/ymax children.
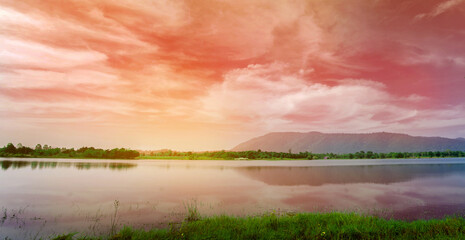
<box><xmin>232</xmin><ymin>132</ymin><xmax>465</xmax><ymax>153</ymax></box>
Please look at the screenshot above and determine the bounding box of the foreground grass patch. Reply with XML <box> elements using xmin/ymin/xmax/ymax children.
<box><xmin>52</xmin><ymin>212</ymin><xmax>465</xmax><ymax>240</ymax></box>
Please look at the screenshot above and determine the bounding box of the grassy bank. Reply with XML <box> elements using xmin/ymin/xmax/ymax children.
<box><xmin>52</xmin><ymin>212</ymin><xmax>465</xmax><ymax>240</ymax></box>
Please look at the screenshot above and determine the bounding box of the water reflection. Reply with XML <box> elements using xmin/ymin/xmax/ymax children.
<box><xmin>234</xmin><ymin>164</ymin><xmax>465</xmax><ymax>186</ymax></box>
<box><xmin>1</xmin><ymin>158</ymin><xmax>465</xmax><ymax>239</ymax></box>
<box><xmin>0</xmin><ymin>160</ymin><xmax>136</xmax><ymax>171</ymax></box>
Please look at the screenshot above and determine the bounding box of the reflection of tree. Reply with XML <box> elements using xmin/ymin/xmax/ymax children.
<box><xmin>235</xmin><ymin>164</ymin><xmax>465</xmax><ymax>186</ymax></box>
<box><xmin>0</xmin><ymin>160</ymin><xmax>137</xmax><ymax>171</ymax></box>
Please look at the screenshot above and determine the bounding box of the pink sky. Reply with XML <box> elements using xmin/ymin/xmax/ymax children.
<box><xmin>1</xmin><ymin>0</ymin><xmax>465</xmax><ymax>150</ymax></box>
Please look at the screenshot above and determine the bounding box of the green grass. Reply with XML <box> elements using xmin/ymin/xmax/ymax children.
<box><xmin>50</xmin><ymin>212</ymin><xmax>465</xmax><ymax>240</ymax></box>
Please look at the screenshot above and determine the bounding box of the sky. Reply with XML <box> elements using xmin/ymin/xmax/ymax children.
<box><xmin>1</xmin><ymin>0</ymin><xmax>465</xmax><ymax>150</ymax></box>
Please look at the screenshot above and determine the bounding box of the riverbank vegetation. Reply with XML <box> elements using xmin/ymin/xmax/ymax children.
<box><xmin>2</xmin><ymin>142</ymin><xmax>465</xmax><ymax>160</ymax></box>
<box><xmin>0</xmin><ymin>143</ymin><xmax>139</xmax><ymax>159</ymax></box>
<box><xmin>141</xmin><ymin>149</ymin><xmax>465</xmax><ymax>160</ymax></box>
<box><xmin>52</xmin><ymin>212</ymin><xmax>465</xmax><ymax>240</ymax></box>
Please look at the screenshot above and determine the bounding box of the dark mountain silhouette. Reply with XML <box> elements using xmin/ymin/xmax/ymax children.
<box><xmin>232</xmin><ymin>132</ymin><xmax>465</xmax><ymax>153</ymax></box>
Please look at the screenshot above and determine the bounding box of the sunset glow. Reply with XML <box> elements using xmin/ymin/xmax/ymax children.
<box><xmin>1</xmin><ymin>0</ymin><xmax>464</xmax><ymax>150</ymax></box>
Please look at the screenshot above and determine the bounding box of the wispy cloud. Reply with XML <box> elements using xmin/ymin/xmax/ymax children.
<box><xmin>414</xmin><ymin>0</ymin><xmax>464</xmax><ymax>20</ymax></box>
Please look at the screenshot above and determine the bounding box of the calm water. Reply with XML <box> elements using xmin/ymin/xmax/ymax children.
<box><xmin>1</xmin><ymin>158</ymin><xmax>465</xmax><ymax>238</ymax></box>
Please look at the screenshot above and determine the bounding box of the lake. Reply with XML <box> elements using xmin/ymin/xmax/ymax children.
<box><xmin>1</xmin><ymin>158</ymin><xmax>465</xmax><ymax>239</ymax></box>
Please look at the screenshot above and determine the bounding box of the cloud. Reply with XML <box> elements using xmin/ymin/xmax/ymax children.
<box><xmin>430</xmin><ymin>0</ymin><xmax>464</xmax><ymax>17</ymax></box>
<box><xmin>0</xmin><ymin>69</ymin><xmax>121</xmax><ymax>89</ymax></box>
<box><xmin>399</xmin><ymin>48</ymin><xmax>465</xmax><ymax>66</ymax></box>
<box><xmin>201</xmin><ymin>63</ymin><xmax>417</xmax><ymax>131</ymax></box>
<box><xmin>201</xmin><ymin>63</ymin><xmax>465</xmax><ymax>135</ymax></box>
<box><xmin>0</xmin><ymin>37</ymin><xmax>107</xmax><ymax>69</ymax></box>
<box><xmin>414</xmin><ymin>0</ymin><xmax>464</xmax><ymax>19</ymax></box>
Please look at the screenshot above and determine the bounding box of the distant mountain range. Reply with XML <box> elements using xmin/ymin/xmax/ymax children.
<box><xmin>232</xmin><ymin>132</ymin><xmax>465</xmax><ymax>153</ymax></box>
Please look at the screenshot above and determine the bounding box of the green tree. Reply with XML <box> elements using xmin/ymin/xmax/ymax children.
<box><xmin>366</xmin><ymin>151</ymin><xmax>374</xmax><ymax>159</ymax></box>
<box><xmin>5</xmin><ymin>143</ymin><xmax>16</xmax><ymax>154</ymax></box>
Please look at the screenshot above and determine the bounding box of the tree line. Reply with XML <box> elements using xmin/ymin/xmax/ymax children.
<box><xmin>0</xmin><ymin>143</ymin><xmax>140</xmax><ymax>159</ymax></box>
<box><xmin>144</xmin><ymin>149</ymin><xmax>465</xmax><ymax>160</ymax></box>
<box><xmin>2</xmin><ymin>142</ymin><xmax>464</xmax><ymax>160</ymax></box>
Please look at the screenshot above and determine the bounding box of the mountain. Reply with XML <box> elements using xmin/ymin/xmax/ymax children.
<box><xmin>232</xmin><ymin>132</ymin><xmax>465</xmax><ymax>153</ymax></box>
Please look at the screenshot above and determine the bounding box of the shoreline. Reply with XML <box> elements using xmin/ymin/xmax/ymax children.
<box><xmin>2</xmin><ymin>155</ymin><xmax>465</xmax><ymax>160</ymax></box>
<box><xmin>49</xmin><ymin>212</ymin><xmax>465</xmax><ymax>240</ymax></box>
<box><xmin>2</xmin><ymin>157</ymin><xmax>465</xmax><ymax>167</ymax></box>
